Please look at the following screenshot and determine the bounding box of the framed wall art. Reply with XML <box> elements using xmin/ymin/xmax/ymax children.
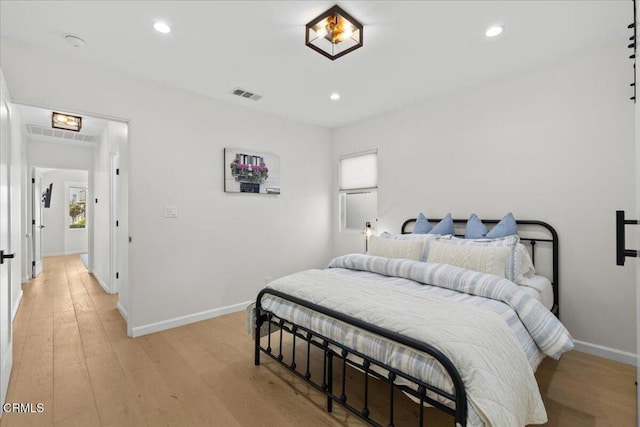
<box><xmin>224</xmin><ymin>148</ymin><xmax>281</xmax><ymax>194</ymax></box>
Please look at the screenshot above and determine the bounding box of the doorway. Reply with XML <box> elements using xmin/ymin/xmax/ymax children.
<box><xmin>31</xmin><ymin>167</ymin><xmax>90</xmax><ymax>278</ymax></box>
<box><xmin>15</xmin><ymin>102</ymin><xmax>130</xmax><ymax>311</ymax></box>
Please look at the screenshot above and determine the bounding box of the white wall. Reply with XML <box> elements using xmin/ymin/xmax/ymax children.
<box><xmin>333</xmin><ymin>43</ymin><xmax>636</xmax><ymax>360</ymax></box>
<box><xmin>0</xmin><ymin>40</ymin><xmax>333</xmax><ymax>334</ymax></box>
<box><xmin>26</xmin><ymin>140</ymin><xmax>93</xmax><ymax>171</ymax></box>
<box><xmin>39</xmin><ymin>169</ymin><xmax>88</xmax><ymax>256</ymax></box>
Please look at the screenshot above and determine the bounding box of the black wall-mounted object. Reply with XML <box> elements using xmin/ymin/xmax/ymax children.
<box><xmin>616</xmin><ymin>210</ymin><xmax>638</xmax><ymax>266</ymax></box>
<box><xmin>43</xmin><ymin>183</ymin><xmax>53</xmax><ymax>208</ymax></box>
<box><xmin>0</xmin><ymin>250</ymin><xmax>15</xmax><ymax>265</ymax></box>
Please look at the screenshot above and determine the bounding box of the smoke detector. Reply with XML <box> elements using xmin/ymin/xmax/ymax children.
<box><xmin>65</xmin><ymin>34</ymin><xmax>86</xmax><ymax>48</ymax></box>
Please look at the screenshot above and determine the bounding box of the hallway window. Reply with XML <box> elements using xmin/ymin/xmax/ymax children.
<box><xmin>69</xmin><ymin>186</ymin><xmax>87</xmax><ymax>228</ymax></box>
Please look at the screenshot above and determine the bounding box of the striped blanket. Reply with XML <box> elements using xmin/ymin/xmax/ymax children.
<box><xmin>327</xmin><ymin>254</ymin><xmax>573</xmax><ymax>359</ymax></box>
<box><xmin>258</xmin><ymin>255</ymin><xmax>574</xmax><ymax>426</ymax></box>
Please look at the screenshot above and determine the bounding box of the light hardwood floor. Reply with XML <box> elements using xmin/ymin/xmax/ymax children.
<box><xmin>0</xmin><ymin>255</ymin><xmax>636</xmax><ymax>426</ymax></box>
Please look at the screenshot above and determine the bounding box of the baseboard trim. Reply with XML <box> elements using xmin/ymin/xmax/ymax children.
<box><xmin>574</xmin><ymin>340</ymin><xmax>637</xmax><ymax>366</ymax></box>
<box><xmin>131</xmin><ymin>300</ymin><xmax>252</xmax><ymax>338</ymax></box>
<box><xmin>21</xmin><ymin>275</ymin><xmax>29</xmax><ymax>284</ymax></box>
<box><xmin>91</xmin><ymin>271</ymin><xmax>112</xmax><ymax>295</ymax></box>
<box><xmin>11</xmin><ymin>290</ymin><xmax>23</xmax><ymax>322</ymax></box>
<box><xmin>116</xmin><ymin>301</ymin><xmax>128</xmax><ymax>322</ymax></box>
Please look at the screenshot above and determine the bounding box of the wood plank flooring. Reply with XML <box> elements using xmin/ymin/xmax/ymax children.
<box><xmin>0</xmin><ymin>255</ymin><xmax>636</xmax><ymax>426</ymax></box>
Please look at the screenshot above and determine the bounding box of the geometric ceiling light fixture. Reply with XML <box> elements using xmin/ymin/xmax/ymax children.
<box><xmin>305</xmin><ymin>5</ymin><xmax>363</xmax><ymax>60</ymax></box>
<box><xmin>52</xmin><ymin>112</ymin><xmax>82</xmax><ymax>132</ymax></box>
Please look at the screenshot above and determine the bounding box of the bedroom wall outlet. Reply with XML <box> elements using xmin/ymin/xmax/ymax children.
<box><xmin>164</xmin><ymin>205</ymin><xmax>178</xmax><ymax>218</ymax></box>
<box><xmin>265</xmin><ymin>276</ymin><xmax>272</xmax><ymax>284</ymax></box>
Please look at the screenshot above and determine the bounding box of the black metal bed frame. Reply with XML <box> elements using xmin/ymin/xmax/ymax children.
<box><xmin>254</xmin><ymin>218</ymin><xmax>559</xmax><ymax>427</ymax></box>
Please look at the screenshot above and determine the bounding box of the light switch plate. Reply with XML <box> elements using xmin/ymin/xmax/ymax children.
<box><xmin>164</xmin><ymin>205</ymin><xmax>178</xmax><ymax>218</ymax></box>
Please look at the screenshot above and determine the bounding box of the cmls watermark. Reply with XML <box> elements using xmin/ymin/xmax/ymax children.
<box><xmin>2</xmin><ymin>403</ymin><xmax>45</xmax><ymax>413</ymax></box>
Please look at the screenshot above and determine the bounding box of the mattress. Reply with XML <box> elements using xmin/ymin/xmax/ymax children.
<box><xmin>517</xmin><ymin>275</ymin><xmax>553</xmax><ymax>310</ymax></box>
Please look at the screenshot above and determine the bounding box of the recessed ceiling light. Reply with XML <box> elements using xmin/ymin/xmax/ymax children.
<box><xmin>330</xmin><ymin>93</ymin><xmax>341</xmax><ymax>101</ymax></box>
<box><xmin>153</xmin><ymin>21</ymin><xmax>171</xmax><ymax>34</ymax></box>
<box><xmin>485</xmin><ymin>26</ymin><xmax>503</xmax><ymax>38</ymax></box>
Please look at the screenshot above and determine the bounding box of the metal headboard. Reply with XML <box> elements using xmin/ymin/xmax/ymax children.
<box><xmin>401</xmin><ymin>217</ymin><xmax>560</xmax><ymax>318</ymax></box>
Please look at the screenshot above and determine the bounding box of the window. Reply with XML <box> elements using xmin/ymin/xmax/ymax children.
<box><xmin>339</xmin><ymin>150</ymin><xmax>377</xmax><ymax>231</ymax></box>
<box><xmin>69</xmin><ymin>186</ymin><xmax>87</xmax><ymax>229</ymax></box>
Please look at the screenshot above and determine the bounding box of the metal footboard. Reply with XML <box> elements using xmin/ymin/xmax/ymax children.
<box><xmin>254</xmin><ymin>288</ymin><xmax>468</xmax><ymax>427</ymax></box>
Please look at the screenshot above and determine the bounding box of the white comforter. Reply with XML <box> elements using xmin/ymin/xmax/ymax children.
<box><xmin>261</xmin><ymin>256</ymin><xmax>574</xmax><ymax>426</ymax></box>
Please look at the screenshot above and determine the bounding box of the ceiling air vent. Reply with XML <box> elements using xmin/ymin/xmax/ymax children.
<box><xmin>26</xmin><ymin>124</ymin><xmax>97</xmax><ymax>143</ymax></box>
<box><xmin>231</xmin><ymin>87</ymin><xmax>262</xmax><ymax>101</ymax></box>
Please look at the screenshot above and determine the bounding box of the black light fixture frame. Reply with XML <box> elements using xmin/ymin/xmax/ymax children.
<box><xmin>305</xmin><ymin>5</ymin><xmax>364</xmax><ymax>61</ymax></box>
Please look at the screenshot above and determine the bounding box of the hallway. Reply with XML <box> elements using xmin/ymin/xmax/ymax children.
<box><xmin>0</xmin><ymin>255</ymin><xmax>132</xmax><ymax>426</ymax></box>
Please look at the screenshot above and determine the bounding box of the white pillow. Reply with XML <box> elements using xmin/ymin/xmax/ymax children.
<box><xmin>427</xmin><ymin>240</ymin><xmax>511</xmax><ymax>278</ymax></box>
<box><xmin>436</xmin><ymin>235</ymin><xmax>519</xmax><ymax>280</ymax></box>
<box><xmin>367</xmin><ymin>235</ymin><xmax>425</xmax><ymax>261</ymax></box>
<box><xmin>378</xmin><ymin>232</ymin><xmax>439</xmax><ymax>261</ymax></box>
<box><xmin>515</xmin><ymin>243</ymin><xmax>536</xmax><ymax>283</ymax></box>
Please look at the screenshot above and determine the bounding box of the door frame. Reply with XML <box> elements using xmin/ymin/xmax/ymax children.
<box><xmin>0</xmin><ymin>71</ymin><xmax>14</xmax><ymax>415</ymax></box>
<box><xmin>31</xmin><ymin>169</ymin><xmax>43</xmax><ymax>278</ymax></box>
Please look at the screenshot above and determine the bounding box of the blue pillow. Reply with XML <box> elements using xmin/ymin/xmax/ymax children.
<box><xmin>464</xmin><ymin>213</ymin><xmax>488</xmax><ymax>239</ymax></box>
<box><xmin>486</xmin><ymin>212</ymin><xmax>518</xmax><ymax>238</ymax></box>
<box><xmin>430</xmin><ymin>213</ymin><xmax>454</xmax><ymax>235</ymax></box>
<box><xmin>412</xmin><ymin>212</ymin><xmax>433</xmax><ymax>234</ymax></box>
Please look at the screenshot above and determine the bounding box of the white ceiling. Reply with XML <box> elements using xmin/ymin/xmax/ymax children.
<box><xmin>0</xmin><ymin>1</ymin><xmax>632</xmax><ymax>129</ymax></box>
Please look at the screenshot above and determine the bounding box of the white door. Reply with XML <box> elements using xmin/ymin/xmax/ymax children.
<box><xmin>32</xmin><ymin>172</ymin><xmax>43</xmax><ymax>277</ymax></box>
<box><xmin>0</xmin><ymin>83</ymin><xmax>14</xmax><ymax>412</ymax></box>
<box><xmin>110</xmin><ymin>154</ymin><xmax>119</xmax><ymax>293</ymax></box>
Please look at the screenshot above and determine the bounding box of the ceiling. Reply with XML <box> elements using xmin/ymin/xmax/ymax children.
<box><xmin>0</xmin><ymin>1</ymin><xmax>632</xmax><ymax>129</ymax></box>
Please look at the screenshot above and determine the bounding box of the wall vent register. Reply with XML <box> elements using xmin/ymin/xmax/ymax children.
<box><xmin>231</xmin><ymin>88</ymin><xmax>262</xmax><ymax>101</ymax></box>
<box><xmin>26</xmin><ymin>124</ymin><xmax>97</xmax><ymax>142</ymax></box>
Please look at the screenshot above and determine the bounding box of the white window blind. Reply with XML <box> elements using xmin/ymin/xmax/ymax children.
<box><xmin>340</xmin><ymin>152</ymin><xmax>377</xmax><ymax>191</ymax></box>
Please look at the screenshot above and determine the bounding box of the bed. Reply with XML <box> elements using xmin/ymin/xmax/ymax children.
<box><xmin>252</xmin><ymin>217</ymin><xmax>573</xmax><ymax>427</ymax></box>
